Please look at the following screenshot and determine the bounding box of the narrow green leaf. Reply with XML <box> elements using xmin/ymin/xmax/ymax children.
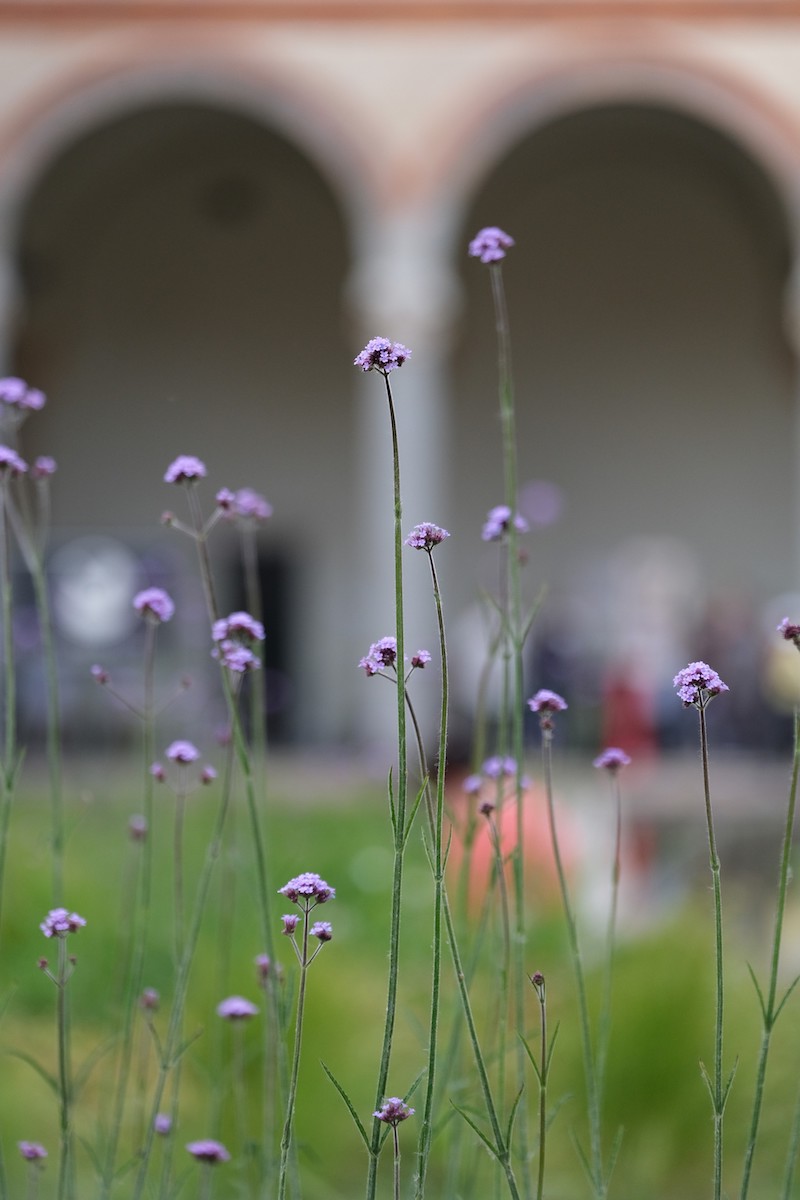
<box><xmin>517</xmin><ymin>1033</ymin><xmax>542</xmax><ymax>1085</ymax></box>
<box><xmin>505</xmin><ymin>1085</ymin><xmax>525</xmax><ymax>1150</ymax></box>
<box><xmin>450</xmin><ymin>1101</ymin><xmax>500</xmax><ymax>1160</ymax></box>
<box><xmin>402</xmin><ymin>778</ymin><xmax>428</xmax><ymax>849</ymax></box>
<box><xmin>774</xmin><ymin>974</ymin><xmax>800</xmax><ymax>1024</ymax></box>
<box><xmin>746</xmin><ymin>962</ymin><xmax>767</xmax><ymax>1023</ymax></box>
<box><xmin>74</xmin><ymin>1034</ymin><xmax>118</xmax><ymax>1098</ymax></box>
<box><xmin>321</xmin><ymin>1062</ymin><xmax>372</xmax><ymax>1152</ymax></box>
<box><xmin>5</xmin><ymin>1048</ymin><xmax>58</xmax><ymax>1095</ymax></box>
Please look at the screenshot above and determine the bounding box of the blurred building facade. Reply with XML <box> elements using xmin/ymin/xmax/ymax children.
<box><xmin>1</xmin><ymin>0</ymin><xmax>799</xmax><ymax>745</ymax></box>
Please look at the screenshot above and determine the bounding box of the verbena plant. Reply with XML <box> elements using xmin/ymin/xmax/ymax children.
<box><xmin>0</xmin><ymin>229</ymin><xmax>797</xmax><ymax>1200</ymax></box>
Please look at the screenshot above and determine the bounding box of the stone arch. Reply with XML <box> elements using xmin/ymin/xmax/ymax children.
<box><xmin>7</xmin><ymin>89</ymin><xmax>358</xmax><ymax>743</ymax></box>
<box><xmin>450</xmin><ymin>96</ymin><xmax>795</xmax><ymax>745</ymax></box>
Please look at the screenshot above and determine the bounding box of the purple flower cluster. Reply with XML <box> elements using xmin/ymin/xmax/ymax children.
<box><xmin>18</xmin><ymin>1142</ymin><xmax>47</xmax><ymax>1161</ymax></box>
<box><xmin>593</xmin><ymin>747</ymin><xmax>632</xmax><ymax>772</ymax></box>
<box><xmin>483</xmin><ymin>755</ymin><xmax>517</xmax><ymax>779</ymax></box>
<box><xmin>310</xmin><ymin>921</ymin><xmax>333</xmax><ymax>942</ymax></box>
<box><xmin>481</xmin><ymin>504</ymin><xmax>529</xmax><ymax>542</ymax></box>
<box><xmin>778</xmin><ymin>617</ymin><xmax>800</xmax><ymax>648</ymax></box>
<box><xmin>216</xmin><ymin>995</ymin><xmax>259</xmax><ymax>1020</ymax></box>
<box><xmin>212</xmin><ymin>610</ymin><xmax>264</xmax><ymax>673</ymax></box>
<box><xmin>373</xmin><ymin>1097</ymin><xmax>415</xmax><ymax>1125</ymax></box>
<box><xmin>673</xmin><ymin>662</ymin><xmax>729</xmax><ymax>709</ymax></box>
<box><xmin>359</xmin><ymin>636</ymin><xmax>398</xmax><ymax>676</ymax></box>
<box><xmin>405</xmin><ymin>523</ymin><xmax>450</xmax><ymax>551</ymax></box>
<box><xmin>32</xmin><ymin>456</ymin><xmax>57</xmax><ymax>479</ymax></box>
<box><xmin>527</xmin><ymin>690</ymin><xmax>568</xmax><ymax>715</ymax></box>
<box><xmin>278</xmin><ymin>871</ymin><xmax>335</xmax><ymax>906</ymax></box>
<box><xmin>354</xmin><ymin>337</ymin><xmax>411</xmax><ymax>375</ymax></box>
<box><xmin>468</xmin><ymin>226</ymin><xmax>514</xmax><ymax>264</ymax></box>
<box><xmin>186</xmin><ymin>1140</ymin><xmax>230</xmax><ymax>1164</ymax></box>
<box><xmin>0</xmin><ymin>445</ymin><xmax>28</xmax><ymax>478</ymax></box>
<box><xmin>154</xmin><ymin>1114</ymin><xmax>172</xmax><ymax>1136</ymax></box>
<box><xmin>0</xmin><ymin>377</ymin><xmax>45</xmax><ymax>411</ymax></box>
<box><xmin>133</xmin><ymin>587</ymin><xmax>175</xmax><ymax>624</ymax></box>
<box><xmin>166</xmin><ymin>740</ymin><xmax>200</xmax><ymax>764</ymax></box>
<box><xmin>40</xmin><ymin>908</ymin><xmax>86</xmax><ymax>938</ymax></box>
<box><xmin>164</xmin><ymin>455</ymin><xmax>206</xmax><ymax>484</ymax></box>
<box><xmin>410</xmin><ymin>649</ymin><xmax>431</xmax><ymax>669</ymax></box>
<box><xmin>217</xmin><ymin>486</ymin><xmax>273</xmax><ymax>522</ymax></box>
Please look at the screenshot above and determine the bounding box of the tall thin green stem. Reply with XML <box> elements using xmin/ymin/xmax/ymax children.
<box><xmin>739</xmin><ymin>709</ymin><xmax>800</xmax><ymax>1199</ymax></box>
<box><xmin>489</xmin><ymin>257</ymin><xmax>531</xmax><ymax>1197</ymax></box>
<box><xmin>366</xmin><ymin>371</ymin><xmax>408</xmax><ymax>1200</ymax></box>
<box><xmin>56</xmin><ymin>937</ymin><xmax>74</xmax><ymax>1200</ymax></box>
<box><xmin>698</xmin><ymin>702</ymin><xmax>725</xmax><ymax>1200</ymax></box>
<box><xmin>278</xmin><ymin>912</ymin><xmax>312</xmax><ymax>1200</ymax></box>
<box><xmin>414</xmin><ymin>549</ymin><xmax>448</xmax><ymax>1199</ymax></box>
<box><xmin>540</xmin><ymin>721</ymin><xmax>604</xmax><ymax>1197</ymax></box>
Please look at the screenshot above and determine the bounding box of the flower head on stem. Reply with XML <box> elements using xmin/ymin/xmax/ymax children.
<box><xmin>133</xmin><ymin>588</ymin><xmax>175</xmax><ymax>624</ymax></box>
<box><xmin>40</xmin><ymin>908</ymin><xmax>86</xmax><ymax>938</ymax></box>
<box><xmin>468</xmin><ymin>226</ymin><xmax>515</xmax><ymax>264</ymax></box>
<box><xmin>0</xmin><ymin>445</ymin><xmax>28</xmax><ymax>478</ymax></box>
<box><xmin>374</xmin><ymin>1097</ymin><xmax>415</xmax><ymax>1125</ymax></box>
<box><xmin>778</xmin><ymin>617</ymin><xmax>800</xmax><ymax>650</ymax></box>
<box><xmin>278</xmin><ymin>872</ymin><xmax>335</xmax><ymax>907</ymax></box>
<box><xmin>186</xmin><ymin>1140</ymin><xmax>230</xmax><ymax>1163</ymax></box>
<box><xmin>216</xmin><ymin>995</ymin><xmax>259</xmax><ymax>1021</ymax></box>
<box><xmin>354</xmin><ymin>337</ymin><xmax>411</xmax><ymax>375</ymax></box>
<box><xmin>164</xmin><ymin>455</ymin><xmax>206</xmax><ymax>484</ymax></box>
<box><xmin>673</xmin><ymin>662</ymin><xmax>729</xmax><ymax>709</ymax></box>
<box><xmin>482</xmin><ymin>504</ymin><xmax>528</xmax><ymax>542</ymax></box>
<box><xmin>593</xmin><ymin>747</ymin><xmax>631</xmax><ymax>773</ymax></box>
<box><xmin>18</xmin><ymin>1142</ymin><xmax>47</xmax><ymax>1161</ymax></box>
<box><xmin>405</xmin><ymin>523</ymin><xmax>450</xmax><ymax>551</ymax></box>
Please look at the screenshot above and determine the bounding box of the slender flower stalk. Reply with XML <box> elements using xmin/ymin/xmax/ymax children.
<box><xmin>277</xmin><ymin>874</ymin><xmax>335</xmax><ymax>1200</ymax></box>
<box><xmin>40</xmin><ymin>909</ymin><xmax>85</xmax><ymax>1200</ymax></box>
<box><xmin>673</xmin><ymin>661</ymin><xmax>730</xmax><ymax>1200</ymax></box>
<box><xmin>530</xmin><ymin>690</ymin><xmax>605</xmax><ymax>1197</ymax></box>
<box><xmin>471</xmin><ymin>228</ymin><xmax>532</xmax><ymax>1193</ymax></box>
<box><xmin>739</xmin><ymin>684</ymin><xmax>800</xmax><ymax>1199</ymax></box>
<box><xmin>593</xmin><ymin>748</ymin><xmax>631</xmax><ymax>1101</ymax></box>
<box><xmin>404</xmin><ymin>691</ymin><xmax>522</xmax><ymax>1200</ymax></box>
<box><xmin>354</xmin><ymin>340</ymin><xmax>411</xmax><ymax>1200</ymax></box>
<box><xmin>375</xmin><ymin>1099</ymin><xmax>415</xmax><ymax>1200</ymax></box>
<box><xmin>530</xmin><ymin>972</ymin><xmax>549</xmax><ymax>1200</ymax></box>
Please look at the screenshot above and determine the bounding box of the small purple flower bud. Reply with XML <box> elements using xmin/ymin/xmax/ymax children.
<box><xmin>373</xmin><ymin>1097</ymin><xmax>415</xmax><ymax>1125</ymax></box>
<box><xmin>463</xmin><ymin>774</ymin><xmax>483</xmax><ymax>795</ymax></box>
<box><xmin>201</xmin><ymin>766</ymin><xmax>217</xmax><ymax>785</ymax></box>
<box><xmin>186</xmin><ymin>1140</ymin><xmax>230</xmax><ymax>1164</ymax></box>
<box><xmin>37</xmin><ymin>957</ymin><xmax>48</xmax><ymax>971</ymax></box>
<box><xmin>128</xmin><ymin>815</ymin><xmax>148</xmax><ymax>841</ymax></box>
<box><xmin>673</xmin><ymin>662</ymin><xmax>729</xmax><ymax>709</ymax></box>
<box><xmin>164</xmin><ymin>455</ymin><xmax>206</xmax><ymax>484</ymax></box>
<box><xmin>0</xmin><ymin>447</ymin><xmax>28</xmax><ymax>478</ymax></box>
<box><xmin>140</xmin><ymin>987</ymin><xmax>159</xmax><ymax>1011</ymax></box>
<box><xmin>405</xmin><ymin>523</ymin><xmax>450</xmax><ymax>551</ymax></box>
<box><xmin>150</xmin><ymin>762</ymin><xmax>165</xmax><ymax>782</ymax></box>
<box><xmin>166</xmin><ymin>740</ymin><xmax>200</xmax><ymax>764</ymax></box>
<box><xmin>527</xmin><ymin>690</ymin><xmax>568</xmax><ymax>715</ymax></box>
<box><xmin>479</xmin><ymin>799</ymin><xmax>495</xmax><ymax>817</ymax></box>
<box><xmin>468</xmin><ymin>226</ymin><xmax>514</xmax><ymax>264</ymax></box>
<box><xmin>160</xmin><ymin>510</ymin><xmax>175</xmax><ymax>526</ymax></box>
<box><xmin>278</xmin><ymin>872</ymin><xmax>336</xmax><ymax>905</ymax></box>
<box><xmin>18</xmin><ymin>1142</ymin><xmax>47</xmax><ymax>1161</ymax></box>
<box><xmin>133</xmin><ymin>587</ymin><xmax>175</xmax><ymax>623</ymax></box>
<box><xmin>310</xmin><ymin>921</ymin><xmax>332</xmax><ymax>942</ymax></box>
<box><xmin>90</xmin><ymin>664</ymin><xmax>109</xmax><ymax>685</ymax></box>
<box><xmin>216</xmin><ymin>995</ymin><xmax>259</xmax><ymax>1020</ymax></box>
<box><xmin>255</xmin><ymin>953</ymin><xmax>271</xmax><ymax>983</ymax></box>
<box><xmin>593</xmin><ymin>747</ymin><xmax>631</xmax><ymax>772</ymax></box>
<box><xmin>154</xmin><ymin>1114</ymin><xmax>172</xmax><ymax>1136</ymax></box>
<box><xmin>215</xmin><ymin>487</ymin><xmax>235</xmax><ymax>511</ymax></box>
<box><xmin>482</xmin><ymin>504</ymin><xmax>529</xmax><ymax>542</ymax></box>
<box><xmin>32</xmin><ymin>455</ymin><xmax>57</xmax><ymax>479</ymax></box>
<box><xmin>282</xmin><ymin>913</ymin><xmax>299</xmax><ymax>936</ymax></box>
<box><xmin>354</xmin><ymin>337</ymin><xmax>411</xmax><ymax>375</ymax></box>
<box><xmin>40</xmin><ymin>908</ymin><xmax>86</xmax><ymax>938</ymax></box>
<box><xmin>411</xmin><ymin>650</ymin><xmax>432</xmax><ymax>669</ymax></box>
<box><xmin>778</xmin><ymin>618</ymin><xmax>800</xmax><ymax>648</ymax></box>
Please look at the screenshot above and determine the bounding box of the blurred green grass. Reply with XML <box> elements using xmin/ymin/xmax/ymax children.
<box><xmin>2</xmin><ymin>759</ymin><xmax>800</xmax><ymax>1199</ymax></box>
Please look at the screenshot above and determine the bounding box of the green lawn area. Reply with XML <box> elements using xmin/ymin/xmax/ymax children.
<box><xmin>2</xmin><ymin>756</ymin><xmax>800</xmax><ymax>1199</ymax></box>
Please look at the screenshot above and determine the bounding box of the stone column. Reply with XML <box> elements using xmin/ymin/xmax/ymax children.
<box><xmin>346</xmin><ymin>207</ymin><xmax>461</xmax><ymax>752</ymax></box>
